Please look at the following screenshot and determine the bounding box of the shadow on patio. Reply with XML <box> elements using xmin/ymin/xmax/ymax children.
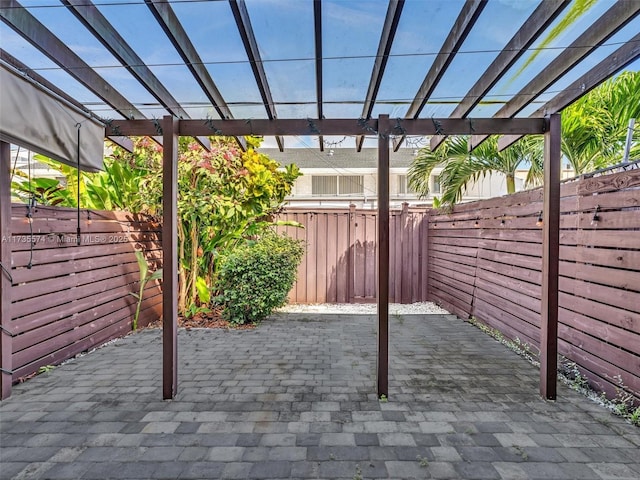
<box><xmin>1</xmin><ymin>313</ymin><xmax>638</xmax><ymax>480</ymax></box>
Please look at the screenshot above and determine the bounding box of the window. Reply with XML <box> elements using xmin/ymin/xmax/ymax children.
<box><xmin>312</xmin><ymin>175</ymin><xmax>364</xmax><ymax>196</ymax></box>
<box><xmin>339</xmin><ymin>176</ymin><xmax>364</xmax><ymax>195</ymax></box>
<box><xmin>432</xmin><ymin>175</ymin><xmax>441</xmax><ymax>194</ymax></box>
<box><xmin>397</xmin><ymin>175</ymin><xmax>416</xmax><ymax>195</ymax></box>
<box><xmin>312</xmin><ymin>176</ymin><xmax>338</xmax><ymax>195</ymax></box>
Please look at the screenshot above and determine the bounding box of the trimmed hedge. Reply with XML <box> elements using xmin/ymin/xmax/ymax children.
<box><xmin>216</xmin><ymin>232</ymin><xmax>304</xmax><ymax>325</ymax></box>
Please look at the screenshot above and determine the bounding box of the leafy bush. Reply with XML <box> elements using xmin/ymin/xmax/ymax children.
<box><xmin>12</xmin><ymin>138</ymin><xmax>301</xmax><ymax>316</ymax></box>
<box><xmin>216</xmin><ymin>232</ymin><xmax>304</xmax><ymax>325</ymax></box>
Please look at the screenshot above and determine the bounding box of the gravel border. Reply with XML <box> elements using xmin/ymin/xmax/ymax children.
<box><xmin>276</xmin><ymin>301</ymin><xmax>451</xmax><ymax>315</ymax></box>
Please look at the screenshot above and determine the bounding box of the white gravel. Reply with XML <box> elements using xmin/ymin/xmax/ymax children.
<box><xmin>277</xmin><ymin>301</ymin><xmax>450</xmax><ymax>315</ymax></box>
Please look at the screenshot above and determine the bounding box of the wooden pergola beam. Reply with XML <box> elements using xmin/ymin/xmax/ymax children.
<box><xmin>430</xmin><ymin>0</ymin><xmax>569</xmax><ymax>152</ymax></box>
<box><xmin>1</xmin><ymin>4</ymin><xmax>169</xmax><ymax>153</ymax></box>
<box><xmin>145</xmin><ymin>0</ymin><xmax>246</xmax><ymax>151</ymax></box>
<box><xmin>540</xmin><ymin>113</ymin><xmax>561</xmax><ymax>400</ymax></box>
<box><xmin>229</xmin><ymin>0</ymin><xmax>284</xmax><ymax>151</ymax></box>
<box><xmin>393</xmin><ymin>0</ymin><xmax>487</xmax><ymax>151</ymax></box>
<box><xmin>498</xmin><ymin>32</ymin><xmax>640</xmax><ymax>151</ymax></box>
<box><xmin>105</xmin><ymin>136</ymin><xmax>134</xmax><ymax>153</ymax></box>
<box><xmin>0</xmin><ymin>0</ymin><xmax>144</xmax><ymax>120</ymax></box>
<box><xmin>471</xmin><ymin>1</ymin><xmax>640</xmax><ymax>149</ymax></box>
<box><xmin>146</xmin><ymin>0</ymin><xmax>231</xmax><ymax>120</ymax></box>
<box><xmin>105</xmin><ymin>117</ymin><xmax>546</xmax><ymax>138</ymax></box>
<box><xmin>62</xmin><ymin>0</ymin><xmax>210</xmax><ymax>151</ymax></box>
<box><xmin>356</xmin><ymin>0</ymin><xmax>404</xmax><ymax>152</ymax></box>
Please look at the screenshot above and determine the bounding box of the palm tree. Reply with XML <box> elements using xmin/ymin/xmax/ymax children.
<box><xmin>408</xmin><ymin>136</ymin><xmax>543</xmax><ymax>206</ymax></box>
<box><xmin>409</xmin><ymin>71</ymin><xmax>639</xmax><ymax>206</ymax></box>
<box><xmin>561</xmin><ymin>70</ymin><xmax>640</xmax><ymax>173</ymax></box>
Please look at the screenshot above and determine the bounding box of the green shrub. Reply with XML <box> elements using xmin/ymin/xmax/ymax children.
<box><xmin>216</xmin><ymin>232</ymin><xmax>304</xmax><ymax>325</ymax></box>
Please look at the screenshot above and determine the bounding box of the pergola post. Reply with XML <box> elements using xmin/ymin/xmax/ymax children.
<box><xmin>162</xmin><ymin>115</ymin><xmax>179</xmax><ymax>399</ymax></box>
<box><xmin>0</xmin><ymin>141</ymin><xmax>12</xmax><ymax>400</ymax></box>
<box><xmin>540</xmin><ymin>113</ymin><xmax>561</xmax><ymax>400</ymax></box>
<box><xmin>377</xmin><ymin>114</ymin><xmax>390</xmax><ymax>398</ymax></box>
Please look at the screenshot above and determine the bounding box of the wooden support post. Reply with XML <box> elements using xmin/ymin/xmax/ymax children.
<box><xmin>0</xmin><ymin>141</ymin><xmax>12</xmax><ymax>399</ymax></box>
<box><xmin>540</xmin><ymin>113</ymin><xmax>561</xmax><ymax>400</ymax></box>
<box><xmin>162</xmin><ymin>115</ymin><xmax>179</xmax><ymax>400</ymax></box>
<box><xmin>377</xmin><ymin>114</ymin><xmax>390</xmax><ymax>398</ymax></box>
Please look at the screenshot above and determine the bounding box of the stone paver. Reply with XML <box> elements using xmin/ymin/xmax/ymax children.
<box><xmin>0</xmin><ymin>313</ymin><xmax>638</xmax><ymax>479</ymax></box>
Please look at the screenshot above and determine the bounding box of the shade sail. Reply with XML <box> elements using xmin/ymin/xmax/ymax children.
<box><xmin>0</xmin><ymin>64</ymin><xmax>104</xmax><ymax>171</ymax></box>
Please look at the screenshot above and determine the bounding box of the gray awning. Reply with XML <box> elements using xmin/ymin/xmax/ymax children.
<box><xmin>0</xmin><ymin>65</ymin><xmax>104</xmax><ymax>172</ymax></box>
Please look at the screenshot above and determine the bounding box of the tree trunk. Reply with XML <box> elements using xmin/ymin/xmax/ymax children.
<box><xmin>506</xmin><ymin>173</ymin><xmax>516</xmax><ymax>194</ymax></box>
<box><xmin>177</xmin><ymin>220</ymin><xmax>186</xmax><ymax>313</ymax></box>
<box><xmin>189</xmin><ymin>220</ymin><xmax>198</xmax><ymax>307</ymax></box>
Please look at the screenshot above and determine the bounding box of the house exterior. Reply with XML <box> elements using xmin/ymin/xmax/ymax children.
<box><xmin>12</xmin><ymin>145</ymin><xmax>576</xmax><ymax>208</ymax></box>
<box><xmin>262</xmin><ymin>148</ymin><xmax>537</xmax><ymax>209</ymax></box>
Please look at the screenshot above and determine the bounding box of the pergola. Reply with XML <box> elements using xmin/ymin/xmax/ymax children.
<box><xmin>1</xmin><ymin>0</ymin><xmax>639</xmax><ymax>401</ymax></box>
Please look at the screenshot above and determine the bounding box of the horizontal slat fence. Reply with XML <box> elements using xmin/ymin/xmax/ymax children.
<box><xmin>7</xmin><ymin>205</ymin><xmax>162</xmax><ymax>381</ymax></box>
<box><xmin>277</xmin><ymin>204</ymin><xmax>428</xmax><ymax>304</ymax></box>
<box><xmin>428</xmin><ymin>169</ymin><xmax>640</xmax><ymax>403</ymax></box>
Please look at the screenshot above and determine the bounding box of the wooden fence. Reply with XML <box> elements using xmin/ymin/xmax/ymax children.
<box><xmin>277</xmin><ymin>204</ymin><xmax>428</xmax><ymax>304</ymax></box>
<box><xmin>427</xmin><ymin>168</ymin><xmax>640</xmax><ymax>402</ymax></box>
<box><xmin>4</xmin><ymin>169</ymin><xmax>638</xmax><ymax>404</ymax></box>
<box><xmin>6</xmin><ymin>205</ymin><xmax>162</xmax><ymax>381</ymax></box>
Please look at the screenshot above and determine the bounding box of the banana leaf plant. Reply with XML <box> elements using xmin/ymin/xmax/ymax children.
<box><xmin>130</xmin><ymin>250</ymin><xmax>163</xmax><ymax>330</ymax></box>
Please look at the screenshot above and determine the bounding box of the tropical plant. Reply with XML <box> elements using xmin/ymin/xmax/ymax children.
<box><xmin>11</xmin><ymin>137</ymin><xmax>301</xmax><ymax>316</ymax></box>
<box><xmin>11</xmin><ymin>150</ymin><xmax>158</xmax><ymax>211</ymax></box>
<box><xmin>508</xmin><ymin>0</ymin><xmax>598</xmax><ymax>84</ymax></box>
<box><xmin>11</xmin><ymin>173</ymin><xmax>74</xmax><ymax>206</ymax></box>
<box><xmin>561</xmin><ymin>70</ymin><xmax>640</xmax><ymax>173</ymax></box>
<box><xmin>169</xmin><ymin>138</ymin><xmax>301</xmax><ymax>314</ymax></box>
<box><xmin>410</xmin><ymin>71</ymin><xmax>639</xmax><ymax>206</ymax></box>
<box><xmin>408</xmin><ymin>135</ymin><xmax>543</xmax><ymax>206</ymax></box>
<box><xmin>130</xmin><ymin>250</ymin><xmax>163</xmax><ymax>330</ymax></box>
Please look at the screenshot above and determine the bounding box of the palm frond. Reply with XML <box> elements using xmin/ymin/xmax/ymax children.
<box><xmin>408</xmin><ymin>134</ymin><xmax>543</xmax><ymax>206</ymax></box>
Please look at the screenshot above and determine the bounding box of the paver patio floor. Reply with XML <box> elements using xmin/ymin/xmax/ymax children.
<box><xmin>1</xmin><ymin>313</ymin><xmax>638</xmax><ymax>479</ymax></box>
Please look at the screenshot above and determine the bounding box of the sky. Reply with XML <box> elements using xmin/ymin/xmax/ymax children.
<box><xmin>2</xmin><ymin>0</ymin><xmax>639</xmax><ymax>149</ymax></box>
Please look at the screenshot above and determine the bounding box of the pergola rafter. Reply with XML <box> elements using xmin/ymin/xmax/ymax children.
<box><xmin>470</xmin><ymin>1</ymin><xmax>640</xmax><ymax>150</ymax></box>
<box><xmin>61</xmin><ymin>0</ymin><xmax>210</xmax><ymax>151</ymax></box>
<box><xmin>393</xmin><ymin>0</ymin><xmax>487</xmax><ymax>151</ymax></box>
<box><xmin>355</xmin><ymin>0</ymin><xmax>404</xmax><ymax>152</ymax></box>
<box><xmin>429</xmin><ymin>0</ymin><xmax>570</xmax><ymax>152</ymax></box>
<box><xmin>229</xmin><ymin>0</ymin><xmax>284</xmax><ymax>151</ymax></box>
<box><xmin>0</xmin><ymin>0</ymin><xmax>144</xmax><ymax>120</ymax></box>
<box><xmin>144</xmin><ymin>0</ymin><xmax>246</xmax><ymax>151</ymax></box>
<box><xmin>498</xmin><ymin>31</ymin><xmax>640</xmax><ymax>151</ymax></box>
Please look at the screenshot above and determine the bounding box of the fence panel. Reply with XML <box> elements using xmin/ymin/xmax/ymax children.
<box><xmin>8</xmin><ymin>205</ymin><xmax>162</xmax><ymax>381</ymax></box>
<box><xmin>427</xmin><ymin>168</ymin><xmax>640</xmax><ymax>403</ymax></box>
<box><xmin>277</xmin><ymin>205</ymin><xmax>429</xmax><ymax>304</ymax></box>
